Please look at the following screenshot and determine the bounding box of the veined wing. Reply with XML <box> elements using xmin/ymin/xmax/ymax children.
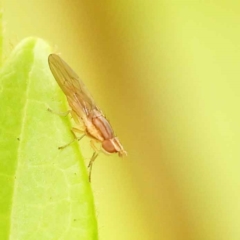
<box><xmin>48</xmin><ymin>54</ymin><xmax>97</xmax><ymax>117</ymax></box>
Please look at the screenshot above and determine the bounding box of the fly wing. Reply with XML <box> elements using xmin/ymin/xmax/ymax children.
<box><xmin>48</xmin><ymin>54</ymin><xmax>97</xmax><ymax>117</ymax></box>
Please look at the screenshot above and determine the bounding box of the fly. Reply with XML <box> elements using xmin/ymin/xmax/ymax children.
<box><xmin>48</xmin><ymin>54</ymin><xmax>127</xmax><ymax>181</ymax></box>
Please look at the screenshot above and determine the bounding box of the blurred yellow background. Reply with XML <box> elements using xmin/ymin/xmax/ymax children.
<box><xmin>3</xmin><ymin>1</ymin><xmax>240</xmax><ymax>239</ymax></box>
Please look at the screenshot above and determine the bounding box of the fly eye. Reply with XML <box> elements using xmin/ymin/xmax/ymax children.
<box><xmin>102</xmin><ymin>140</ymin><xmax>117</xmax><ymax>154</ymax></box>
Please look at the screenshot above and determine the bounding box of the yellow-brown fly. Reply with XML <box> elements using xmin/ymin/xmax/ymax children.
<box><xmin>48</xmin><ymin>54</ymin><xmax>127</xmax><ymax>181</ymax></box>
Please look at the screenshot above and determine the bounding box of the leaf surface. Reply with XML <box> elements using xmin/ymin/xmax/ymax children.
<box><xmin>0</xmin><ymin>38</ymin><xmax>98</xmax><ymax>240</ymax></box>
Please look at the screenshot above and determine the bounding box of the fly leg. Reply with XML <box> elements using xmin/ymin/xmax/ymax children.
<box><xmin>58</xmin><ymin>128</ymin><xmax>86</xmax><ymax>149</ymax></box>
<box><xmin>47</xmin><ymin>108</ymin><xmax>70</xmax><ymax>116</ymax></box>
<box><xmin>72</xmin><ymin>127</ymin><xmax>85</xmax><ymax>135</ymax></box>
<box><xmin>87</xmin><ymin>140</ymin><xmax>101</xmax><ymax>182</ymax></box>
<box><xmin>90</xmin><ymin>139</ymin><xmax>101</xmax><ymax>152</ymax></box>
<box><xmin>48</xmin><ymin>108</ymin><xmax>86</xmax><ymax>149</ymax></box>
<box><xmin>88</xmin><ymin>152</ymin><xmax>99</xmax><ymax>182</ymax></box>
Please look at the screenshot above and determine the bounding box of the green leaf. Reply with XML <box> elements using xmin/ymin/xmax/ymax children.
<box><xmin>0</xmin><ymin>38</ymin><xmax>98</xmax><ymax>240</ymax></box>
<box><xmin>0</xmin><ymin>9</ymin><xmax>2</xmax><ymax>65</ymax></box>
